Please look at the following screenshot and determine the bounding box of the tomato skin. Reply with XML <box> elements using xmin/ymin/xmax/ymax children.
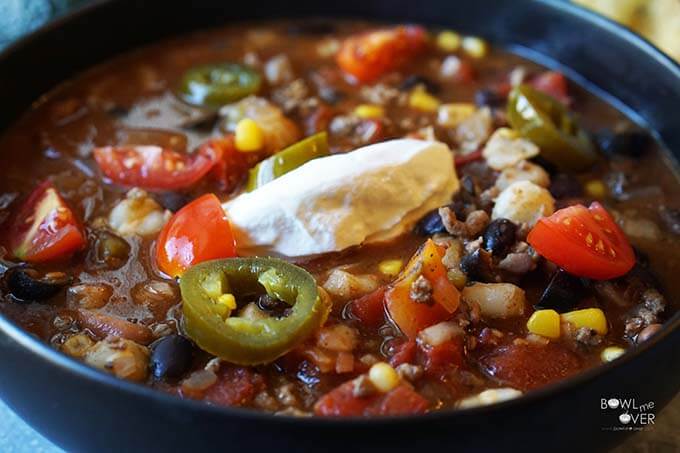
<box><xmin>156</xmin><ymin>193</ymin><xmax>237</xmax><ymax>277</ymax></box>
<box><xmin>529</xmin><ymin>71</ymin><xmax>570</xmax><ymax>105</ymax></box>
<box><xmin>314</xmin><ymin>381</ymin><xmax>428</xmax><ymax>416</ymax></box>
<box><xmin>93</xmin><ymin>141</ymin><xmax>223</xmax><ymax>191</ymax></box>
<box><xmin>527</xmin><ymin>202</ymin><xmax>635</xmax><ymax>280</ymax></box>
<box><xmin>7</xmin><ymin>181</ymin><xmax>85</xmax><ymax>263</ymax></box>
<box><xmin>385</xmin><ymin>239</ymin><xmax>459</xmax><ymax>338</ymax></box>
<box><xmin>347</xmin><ymin>287</ymin><xmax>386</xmax><ymax>327</ymax></box>
<box><xmin>209</xmin><ymin>136</ymin><xmax>264</xmax><ymax>192</ymax></box>
<box><xmin>336</xmin><ymin>26</ymin><xmax>428</xmax><ymax>83</ymax></box>
<box><xmin>419</xmin><ymin>338</ymin><xmax>465</xmax><ymax>376</ymax></box>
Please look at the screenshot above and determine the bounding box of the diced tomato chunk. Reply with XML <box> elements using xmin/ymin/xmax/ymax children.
<box><xmin>480</xmin><ymin>343</ymin><xmax>581</xmax><ymax>390</ymax></box>
<box><xmin>209</xmin><ymin>135</ymin><xmax>264</xmax><ymax>192</ymax></box>
<box><xmin>314</xmin><ymin>380</ymin><xmax>428</xmax><ymax>416</ymax></box>
<box><xmin>419</xmin><ymin>338</ymin><xmax>465</xmax><ymax>375</ymax></box>
<box><xmin>336</xmin><ymin>26</ymin><xmax>428</xmax><ymax>83</ymax></box>
<box><xmin>385</xmin><ymin>239</ymin><xmax>460</xmax><ymax>338</ymax></box>
<box><xmin>203</xmin><ymin>366</ymin><xmax>265</xmax><ymax>407</ymax></box>
<box><xmin>348</xmin><ymin>287</ymin><xmax>386</xmax><ymax>327</ymax></box>
<box><xmin>529</xmin><ymin>71</ymin><xmax>570</xmax><ymax>105</ymax></box>
<box><xmin>6</xmin><ymin>181</ymin><xmax>85</xmax><ymax>263</ymax></box>
<box><xmin>389</xmin><ymin>338</ymin><xmax>416</xmax><ymax>367</ymax></box>
<box><xmin>364</xmin><ymin>384</ymin><xmax>429</xmax><ymax>416</ymax></box>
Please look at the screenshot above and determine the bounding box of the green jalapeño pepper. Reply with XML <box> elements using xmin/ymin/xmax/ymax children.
<box><xmin>180</xmin><ymin>257</ymin><xmax>330</xmax><ymax>365</ymax></box>
<box><xmin>507</xmin><ymin>84</ymin><xmax>598</xmax><ymax>171</ymax></box>
<box><xmin>246</xmin><ymin>132</ymin><xmax>330</xmax><ymax>191</ymax></box>
<box><xmin>178</xmin><ymin>63</ymin><xmax>261</xmax><ymax>108</ymax></box>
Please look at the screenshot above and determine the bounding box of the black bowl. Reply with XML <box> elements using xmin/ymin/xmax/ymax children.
<box><xmin>0</xmin><ymin>1</ymin><xmax>679</xmax><ymax>452</ymax></box>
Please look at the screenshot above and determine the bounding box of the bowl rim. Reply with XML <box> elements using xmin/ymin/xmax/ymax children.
<box><xmin>0</xmin><ymin>0</ymin><xmax>679</xmax><ymax>426</ymax></box>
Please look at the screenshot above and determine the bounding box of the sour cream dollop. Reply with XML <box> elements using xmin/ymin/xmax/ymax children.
<box><xmin>223</xmin><ymin>139</ymin><xmax>459</xmax><ymax>258</ymax></box>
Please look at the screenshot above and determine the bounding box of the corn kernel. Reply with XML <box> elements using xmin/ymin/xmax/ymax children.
<box><xmin>378</xmin><ymin>259</ymin><xmax>403</xmax><ymax>277</ymax></box>
<box><xmin>585</xmin><ymin>180</ymin><xmax>607</xmax><ymax>199</ymax></box>
<box><xmin>235</xmin><ymin>118</ymin><xmax>264</xmax><ymax>152</ymax></box>
<box><xmin>436</xmin><ymin>30</ymin><xmax>461</xmax><ymax>52</ymax></box>
<box><xmin>561</xmin><ymin>308</ymin><xmax>608</xmax><ymax>335</ymax></box>
<box><xmin>409</xmin><ymin>87</ymin><xmax>441</xmax><ymax>112</ymax></box>
<box><xmin>214</xmin><ymin>293</ymin><xmax>236</xmax><ymax>317</ymax></box>
<box><xmin>526</xmin><ymin>309</ymin><xmax>561</xmax><ymax>339</ymax></box>
<box><xmin>354</xmin><ymin>104</ymin><xmax>385</xmax><ymax>119</ymax></box>
<box><xmin>601</xmin><ymin>346</ymin><xmax>625</xmax><ymax>362</ymax></box>
<box><xmin>437</xmin><ymin>103</ymin><xmax>477</xmax><ymax>128</ymax></box>
<box><xmin>368</xmin><ymin>362</ymin><xmax>400</xmax><ymax>393</ymax></box>
<box><xmin>462</xmin><ymin>36</ymin><xmax>488</xmax><ymax>59</ymax></box>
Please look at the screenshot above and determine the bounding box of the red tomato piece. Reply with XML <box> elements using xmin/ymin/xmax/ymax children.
<box><xmin>389</xmin><ymin>338</ymin><xmax>416</xmax><ymax>367</ymax></box>
<box><xmin>156</xmin><ymin>193</ymin><xmax>237</xmax><ymax>277</ymax></box>
<box><xmin>348</xmin><ymin>287</ymin><xmax>386</xmax><ymax>327</ymax></box>
<box><xmin>385</xmin><ymin>240</ymin><xmax>459</xmax><ymax>338</ymax></box>
<box><xmin>527</xmin><ymin>201</ymin><xmax>635</xmax><ymax>280</ymax></box>
<box><xmin>7</xmin><ymin>181</ymin><xmax>85</xmax><ymax>263</ymax></box>
<box><xmin>419</xmin><ymin>338</ymin><xmax>465</xmax><ymax>376</ymax></box>
<box><xmin>314</xmin><ymin>381</ymin><xmax>428</xmax><ymax>416</ymax></box>
<box><xmin>529</xmin><ymin>71</ymin><xmax>570</xmax><ymax>105</ymax></box>
<box><xmin>480</xmin><ymin>343</ymin><xmax>581</xmax><ymax>391</ymax></box>
<box><xmin>336</xmin><ymin>26</ymin><xmax>428</xmax><ymax>83</ymax></box>
<box><xmin>364</xmin><ymin>385</ymin><xmax>429</xmax><ymax>416</ymax></box>
<box><xmin>203</xmin><ymin>366</ymin><xmax>265</xmax><ymax>407</ymax></box>
<box><xmin>93</xmin><ymin>140</ymin><xmax>223</xmax><ymax>191</ymax></box>
<box><xmin>209</xmin><ymin>136</ymin><xmax>264</xmax><ymax>192</ymax></box>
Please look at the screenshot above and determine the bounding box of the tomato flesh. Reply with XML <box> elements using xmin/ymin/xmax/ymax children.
<box><xmin>529</xmin><ymin>71</ymin><xmax>570</xmax><ymax>105</ymax></box>
<box><xmin>336</xmin><ymin>26</ymin><xmax>428</xmax><ymax>83</ymax></box>
<box><xmin>314</xmin><ymin>381</ymin><xmax>428</xmax><ymax>416</ymax></box>
<box><xmin>527</xmin><ymin>201</ymin><xmax>635</xmax><ymax>280</ymax></box>
<box><xmin>7</xmin><ymin>181</ymin><xmax>85</xmax><ymax>263</ymax></box>
<box><xmin>348</xmin><ymin>287</ymin><xmax>386</xmax><ymax>327</ymax></box>
<box><xmin>156</xmin><ymin>193</ymin><xmax>237</xmax><ymax>277</ymax></box>
<box><xmin>93</xmin><ymin>141</ymin><xmax>223</xmax><ymax>191</ymax></box>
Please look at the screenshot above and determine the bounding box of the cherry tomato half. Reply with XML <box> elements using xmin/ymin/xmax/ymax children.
<box><xmin>7</xmin><ymin>181</ymin><xmax>85</xmax><ymax>263</ymax></box>
<box><xmin>156</xmin><ymin>193</ymin><xmax>237</xmax><ymax>277</ymax></box>
<box><xmin>336</xmin><ymin>26</ymin><xmax>428</xmax><ymax>83</ymax></box>
<box><xmin>527</xmin><ymin>201</ymin><xmax>635</xmax><ymax>280</ymax></box>
<box><xmin>93</xmin><ymin>141</ymin><xmax>223</xmax><ymax>191</ymax></box>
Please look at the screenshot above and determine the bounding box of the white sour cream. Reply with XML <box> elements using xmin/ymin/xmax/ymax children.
<box><xmin>223</xmin><ymin>139</ymin><xmax>459</xmax><ymax>258</ymax></box>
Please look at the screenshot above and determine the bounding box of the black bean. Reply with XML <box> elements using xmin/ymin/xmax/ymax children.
<box><xmin>595</xmin><ymin>130</ymin><xmax>652</xmax><ymax>158</ymax></box>
<box><xmin>150</xmin><ymin>334</ymin><xmax>194</xmax><ymax>379</ymax></box>
<box><xmin>535</xmin><ymin>269</ymin><xmax>586</xmax><ymax>313</ymax></box>
<box><xmin>3</xmin><ymin>267</ymin><xmax>69</xmax><ymax>302</ymax></box>
<box><xmin>549</xmin><ymin>173</ymin><xmax>583</xmax><ymax>199</ymax></box>
<box><xmin>460</xmin><ymin>248</ymin><xmax>496</xmax><ymax>282</ymax></box>
<box><xmin>474</xmin><ymin>89</ymin><xmax>506</xmax><ymax>108</ymax></box>
<box><xmin>318</xmin><ymin>86</ymin><xmax>345</xmax><ymax>105</ymax></box>
<box><xmin>482</xmin><ymin>219</ymin><xmax>517</xmax><ymax>257</ymax></box>
<box><xmin>529</xmin><ymin>155</ymin><xmax>558</xmax><ymax>176</ymax></box>
<box><xmin>154</xmin><ymin>192</ymin><xmax>192</xmax><ymax>212</ymax></box>
<box><xmin>414</xmin><ymin>208</ymin><xmax>447</xmax><ymax>236</ymax></box>
<box><xmin>399</xmin><ymin>75</ymin><xmax>441</xmax><ymax>94</ymax></box>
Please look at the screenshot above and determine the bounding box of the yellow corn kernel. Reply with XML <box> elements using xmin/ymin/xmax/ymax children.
<box><xmin>437</xmin><ymin>103</ymin><xmax>477</xmax><ymax>128</ymax></box>
<box><xmin>214</xmin><ymin>293</ymin><xmax>237</xmax><ymax>317</ymax></box>
<box><xmin>601</xmin><ymin>346</ymin><xmax>625</xmax><ymax>363</ymax></box>
<box><xmin>409</xmin><ymin>87</ymin><xmax>441</xmax><ymax>112</ymax></box>
<box><xmin>378</xmin><ymin>259</ymin><xmax>403</xmax><ymax>277</ymax></box>
<box><xmin>462</xmin><ymin>36</ymin><xmax>488</xmax><ymax>59</ymax></box>
<box><xmin>368</xmin><ymin>362</ymin><xmax>400</xmax><ymax>393</ymax></box>
<box><xmin>354</xmin><ymin>104</ymin><xmax>385</xmax><ymax>119</ymax></box>
<box><xmin>585</xmin><ymin>180</ymin><xmax>607</xmax><ymax>199</ymax></box>
<box><xmin>436</xmin><ymin>30</ymin><xmax>461</xmax><ymax>52</ymax></box>
<box><xmin>561</xmin><ymin>308</ymin><xmax>608</xmax><ymax>335</ymax></box>
<box><xmin>235</xmin><ymin>118</ymin><xmax>265</xmax><ymax>152</ymax></box>
<box><xmin>526</xmin><ymin>309</ymin><xmax>561</xmax><ymax>339</ymax></box>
